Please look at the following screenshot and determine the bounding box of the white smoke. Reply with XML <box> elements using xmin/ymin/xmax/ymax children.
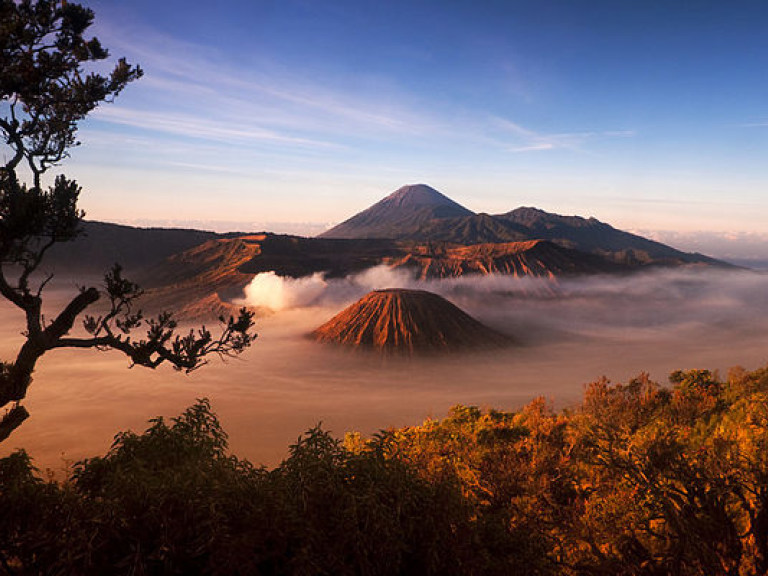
<box><xmin>240</xmin><ymin>271</ymin><xmax>328</xmax><ymax>311</ymax></box>
<box><xmin>237</xmin><ymin>266</ymin><xmax>768</xmax><ymax>352</ymax></box>
<box><xmin>238</xmin><ymin>265</ymin><xmax>558</xmax><ymax>312</ymax></box>
<box><xmin>238</xmin><ymin>266</ymin><xmax>416</xmax><ymax>311</ymax></box>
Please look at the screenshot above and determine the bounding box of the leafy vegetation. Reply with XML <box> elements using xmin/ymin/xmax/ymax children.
<box><xmin>3</xmin><ymin>366</ymin><xmax>768</xmax><ymax>574</ymax></box>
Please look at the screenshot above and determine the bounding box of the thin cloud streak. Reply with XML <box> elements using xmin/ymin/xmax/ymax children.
<box><xmin>493</xmin><ymin>117</ymin><xmax>635</xmax><ymax>153</ymax></box>
<box><xmin>509</xmin><ymin>143</ymin><xmax>556</xmax><ymax>152</ymax></box>
<box><xmin>93</xmin><ymin>107</ymin><xmax>341</xmax><ymax>149</ymax></box>
<box><xmin>93</xmin><ymin>18</ymin><xmax>633</xmax><ymax>160</ymax></box>
<box><xmin>100</xmin><ymin>22</ymin><xmax>437</xmax><ymax>140</ymax></box>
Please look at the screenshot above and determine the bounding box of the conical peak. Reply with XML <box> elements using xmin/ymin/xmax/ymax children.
<box><xmin>383</xmin><ymin>184</ymin><xmax>465</xmax><ymax>210</ymax></box>
<box><xmin>312</xmin><ymin>289</ymin><xmax>512</xmax><ymax>353</ymax></box>
<box><xmin>318</xmin><ymin>183</ymin><xmax>473</xmax><ymax>239</ymax></box>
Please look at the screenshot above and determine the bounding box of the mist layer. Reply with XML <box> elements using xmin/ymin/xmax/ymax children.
<box><xmin>2</xmin><ymin>268</ymin><xmax>767</xmax><ymax>471</ymax></box>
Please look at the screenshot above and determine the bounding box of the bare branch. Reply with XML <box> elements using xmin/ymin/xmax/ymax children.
<box><xmin>44</xmin><ymin>287</ymin><xmax>100</xmax><ymax>342</ymax></box>
<box><xmin>35</xmin><ymin>272</ymin><xmax>54</xmax><ymax>298</ymax></box>
<box><xmin>0</xmin><ymin>118</ymin><xmax>25</xmax><ymax>174</ymax></box>
<box><xmin>58</xmin><ymin>307</ymin><xmax>256</xmax><ymax>373</ymax></box>
<box><xmin>0</xmin><ymin>404</ymin><xmax>29</xmax><ymax>444</ymax></box>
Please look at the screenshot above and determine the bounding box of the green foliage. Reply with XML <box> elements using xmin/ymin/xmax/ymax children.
<box><xmin>0</xmin><ymin>0</ymin><xmax>142</xmax><ymax>180</ymax></box>
<box><xmin>4</xmin><ymin>367</ymin><xmax>768</xmax><ymax>574</ymax></box>
<box><xmin>0</xmin><ymin>173</ymin><xmax>83</xmax><ymax>263</ymax></box>
<box><xmin>0</xmin><ymin>401</ymin><xmax>477</xmax><ymax>575</ymax></box>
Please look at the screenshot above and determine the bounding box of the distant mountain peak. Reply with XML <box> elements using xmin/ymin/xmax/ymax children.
<box><xmin>383</xmin><ymin>184</ymin><xmax>466</xmax><ymax>209</ymax></box>
<box><xmin>319</xmin><ymin>184</ymin><xmax>473</xmax><ymax>240</ymax></box>
<box><xmin>318</xmin><ymin>185</ymin><xmax>723</xmax><ymax>267</ymax></box>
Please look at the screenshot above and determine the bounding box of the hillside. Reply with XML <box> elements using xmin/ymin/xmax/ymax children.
<box><xmin>236</xmin><ymin>235</ymin><xmax>402</xmax><ymax>278</ymax></box>
<box><xmin>385</xmin><ymin>239</ymin><xmax>623</xmax><ymax>279</ymax></box>
<box><xmin>137</xmin><ymin>235</ymin><xmax>263</xmax><ymax>318</ymax></box>
<box><xmin>495</xmin><ymin>207</ymin><xmax>722</xmax><ymax>265</ymax></box>
<box><xmin>45</xmin><ymin>221</ymin><xmax>221</xmax><ymax>275</ymax></box>
<box><xmin>136</xmin><ymin>234</ymin><xmax>403</xmax><ymax>318</ymax></box>
<box><xmin>138</xmin><ymin>233</ymin><xmax>621</xmax><ymax>300</ymax></box>
<box><xmin>411</xmin><ymin>212</ymin><xmax>530</xmax><ymax>244</ymax></box>
<box><xmin>313</xmin><ymin>288</ymin><xmax>511</xmax><ymax>353</ymax></box>
<box><xmin>131</xmin><ymin>234</ymin><xmax>622</xmax><ymax>318</ymax></box>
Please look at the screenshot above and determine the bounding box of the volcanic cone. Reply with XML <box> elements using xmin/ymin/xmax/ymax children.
<box><xmin>312</xmin><ymin>289</ymin><xmax>511</xmax><ymax>353</ymax></box>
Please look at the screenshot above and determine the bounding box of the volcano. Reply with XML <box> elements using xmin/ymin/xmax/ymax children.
<box><xmin>318</xmin><ymin>184</ymin><xmax>725</xmax><ymax>267</ymax></box>
<box><xmin>312</xmin><ymin>289</ymin><xmax>511</xmax><ymax>353</ymax></box>
<box><xmin>319</xmin><ymin>184</ymin><xmax>473</xmax><ymax>240</ymax></box>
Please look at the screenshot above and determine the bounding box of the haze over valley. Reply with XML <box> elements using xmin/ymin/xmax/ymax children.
<box><xmin>3</xmin><ymin>184</ymin><xmax>766</xmax><ymax>471</ymax></box>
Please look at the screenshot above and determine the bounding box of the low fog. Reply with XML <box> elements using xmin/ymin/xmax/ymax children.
<box><xmin>2</xmin><ymin>266</ymin><xmax>768</xmax><ymax>472</ymax></box>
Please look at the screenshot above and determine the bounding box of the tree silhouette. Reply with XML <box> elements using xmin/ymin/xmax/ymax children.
<box><xmin>0</xmin><ymin>0</ymin><xmax>256</xmax><ymax>443</ymax></box>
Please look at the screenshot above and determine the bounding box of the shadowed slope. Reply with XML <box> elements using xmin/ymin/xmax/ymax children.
<box><xmin>410</xmin><ymin>212</ymin><xmax>530</xmax><ymax>244</ymax></box>
<box><xmin>313</xmin><ymin>289</ymin><xmax>511</xmax><ymax>353</ymax></box>
<box><xmin>46</xmin><ymin>221</ymin><xmax>220</xmax><ymax>275</ymax></box>
<box><xmin>319</xmin><ymin>184</ymin><xmax>474</xmax><ymax>239</ymax></box>
<box><xmin>318</xmin><ymin>184</ymin><xmax>726</xmax><ymax>267</ymax></box>
<box><xmin>495</xmin><ymin>207</ymin><xmax>723</xmax><ymax>265</ymax></box>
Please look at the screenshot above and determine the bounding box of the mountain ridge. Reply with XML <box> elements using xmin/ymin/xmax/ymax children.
<box><xmin>320</xmin><ymin>184</ymin><xmax>725</xmax><ymax>267</ymax></box>
<box><xmin>35</xmin><ymin>185</ymin><xmax>735</xmax><ymax>321</ymax></box>
<box><xmin>493</xmin><ymin>207</ymin><xmax>720</xmax><ymax>265</ymax></box>
<box><xmin>384</xmin><ymin>239</ymin><xmax>622</xmax><ymax>279</ymax></box>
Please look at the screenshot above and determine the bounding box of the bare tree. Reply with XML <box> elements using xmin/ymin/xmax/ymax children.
<box><xmin>0</xmin><ymin>0</ymin><xmax>256</xmax><ymax>443</ymax></box>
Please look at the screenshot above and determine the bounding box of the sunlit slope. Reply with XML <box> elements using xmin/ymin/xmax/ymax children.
<box><xmin>138</xmin><ymin>236</ymin><xmax>263</xmax><ymax>318</ymax></box>
<box><xmin>142</xmin><ymin>233</ymin><xmax>615</xmax><ymax>286</ymax></box>
<box><xmin>385</xmin><ymin>239</ymin><xmax>622</xmax><ymax>279</ymax></box>
<box><xmin>312</xmin><ymin>288</ymin><xmax>512</xmax><ymax>353</ymax></box>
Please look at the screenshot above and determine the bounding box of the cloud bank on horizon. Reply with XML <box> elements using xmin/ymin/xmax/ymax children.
<box><xmin>68</xmin><ymin>0</ymin><xmax>768</xmax><ymax>235</ymax></box>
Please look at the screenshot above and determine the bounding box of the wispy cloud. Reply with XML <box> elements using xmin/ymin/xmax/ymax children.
<box><xmin>95</xmin><ymin>20</ymin><xmax>438</xmax><ymax>145</ymax></box>
<box><xmin>91</xmin><ymin>17</ymin><xmax>635</xmax><ymax>162</ymax></box>
<box><xmin>492</xmin><ymin>117</ymin><xmax>635</xmax><ymax>153</ymax></box>
<box><xmin>509</xmin><ymin>142</ymin><xmax>556</xmax><ymax>152</ymax></box>
<box><xmin>93</xmin><ymin>107</ymin><xmax>340</xmax><ymax>149</ymax></box>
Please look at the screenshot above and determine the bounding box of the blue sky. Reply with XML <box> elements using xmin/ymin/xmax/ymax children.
<box><xmin>65</xmin><ymin>0</ymin><xmax>768</xmax><ymax>235</ymax></box>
